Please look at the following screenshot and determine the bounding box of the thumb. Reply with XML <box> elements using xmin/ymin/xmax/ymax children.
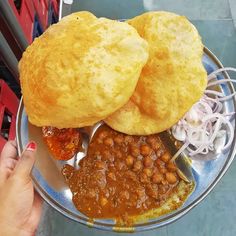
<box><xmin>14</xmin><ymin>141</ymin><xmax>37</xmax><ymax>179</ymax></box>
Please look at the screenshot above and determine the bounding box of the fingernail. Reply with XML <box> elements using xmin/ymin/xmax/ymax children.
<box><xmin>26</xmin><ymin>141</ymin><xmax>37</xmax><ymax>151</ymax></box>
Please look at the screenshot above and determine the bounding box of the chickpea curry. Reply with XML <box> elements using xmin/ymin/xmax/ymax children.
<box><xmin>60</xmin><ymin>125</ymin><xmax>187</xmax><ymax>223</ymax></box>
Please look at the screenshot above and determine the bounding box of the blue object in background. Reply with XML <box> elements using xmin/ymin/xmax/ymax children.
<box><xmin>48</xmin><ymin>2</ymin><xmax>58</xmax><ymax>26</ymax></box>
<box><xmin>33</xmin><ymin>15</ymin><xmax>44</xmax><ymax>40</ymax></box>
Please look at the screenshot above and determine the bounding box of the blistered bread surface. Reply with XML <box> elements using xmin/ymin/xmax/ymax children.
<box><xmin>19</xmin><ymin>11</ymin><xmax>149</xmax><ymax>128</ymax></box>
<box><xmin>105</xmin><ymin>11</ymin><xmax>207</xmax><ymax>135</ymax></box>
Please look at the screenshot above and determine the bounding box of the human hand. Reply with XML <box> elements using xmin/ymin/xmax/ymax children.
<box><xmin>0</xmin><ymin>141</ymin><xmax>42</xmax><ymax>236</ymax></box>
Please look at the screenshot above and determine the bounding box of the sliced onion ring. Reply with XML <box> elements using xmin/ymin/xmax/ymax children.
<box><xmin>171</xmin><ymin>67</ymin><xmax>236</xmax><ymax>160</ymax></box>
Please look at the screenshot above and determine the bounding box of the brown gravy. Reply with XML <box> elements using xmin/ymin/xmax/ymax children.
<box><xmin>62</xmin><ymin>125</ymin><xmax>183</xmax><ymax>223</ymax></box>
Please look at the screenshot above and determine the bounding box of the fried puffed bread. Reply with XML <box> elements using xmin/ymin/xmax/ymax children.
<box><xmin>19</xmin><ymin>11</ymin><xmax>148</xmax><ymax>128</ymax></box>
<box><xmin>105</xmin><ymin>11</ymin><xmax>207</xmax><ymax>135</ymax></box>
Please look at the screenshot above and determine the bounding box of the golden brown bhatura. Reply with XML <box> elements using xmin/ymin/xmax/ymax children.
<box><xmin>19</xmin><ymin>11</ymin><xmax>149</xmax><ymax>128</ymax></box>
<box><xmin>105</xmin><ymin>11</ymin><xmax>207</xmax><ymax>135</ymax></box>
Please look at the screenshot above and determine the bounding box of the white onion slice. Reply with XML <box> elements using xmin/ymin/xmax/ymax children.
<box><xmin>204</xmin><ymin>90</ymin><xmax>224</xmax><ymax>97</ymax></box>
<box><xmin>171</xmin><ymin>67</ymin><xmax>236</xmax><ymax>160</ymax></box>
<box><xmin>171</xmin><ymin>142</ymin><xmax>190</xmax><ymax>162</ymax></box>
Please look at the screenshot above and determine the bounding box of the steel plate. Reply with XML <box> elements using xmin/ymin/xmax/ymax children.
<box><xmin>16</xmin><ymin>47</ymin><xmax>236</xmax><ymax>232</ymax></box>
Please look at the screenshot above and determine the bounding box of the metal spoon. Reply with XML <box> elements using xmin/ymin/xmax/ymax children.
<box><xmin>160</xmin><ymin>132</ymin><xmax>193</xmax><ymax>183</ymax></box>
<box><xmin>73</xmin><ymin>121</ymin><xmax>104</xmax><ymax>169</ymax></box>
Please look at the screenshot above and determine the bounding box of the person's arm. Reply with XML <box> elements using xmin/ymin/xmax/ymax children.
<box><xmin>0</xmin><ymin>141</ymin><xmax>42</xmax><ymax>236</ymax></box>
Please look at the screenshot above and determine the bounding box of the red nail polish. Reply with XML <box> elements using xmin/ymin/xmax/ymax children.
<box><xmin>26</xmin><ymin>141</ymin><xmax>37</xmax><ymax>151</ymax></box>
